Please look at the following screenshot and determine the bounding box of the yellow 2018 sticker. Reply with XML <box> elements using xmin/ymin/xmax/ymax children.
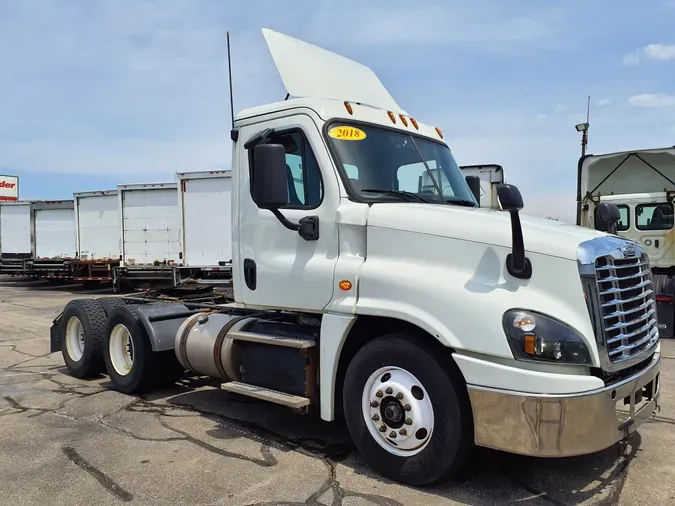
<box><xmin>328</xmin><ymin>126</ymin><xmax>367</xmax><ymax>141</ymax></box>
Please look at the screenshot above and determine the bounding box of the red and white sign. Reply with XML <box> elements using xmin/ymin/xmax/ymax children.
<box><xmin>0</xmin><ymin>175</ymin><xmax>19</xmax><ymax>201</ymax></box>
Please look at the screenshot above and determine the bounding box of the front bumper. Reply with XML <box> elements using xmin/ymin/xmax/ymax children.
<box><xmin>467</xmin><ymin>353</ymin><xmax>661</xmax><ymax>457</ymax></box>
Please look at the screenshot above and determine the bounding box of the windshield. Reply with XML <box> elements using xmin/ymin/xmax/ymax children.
<box><xmin>325</xmin><ymin>122</ymin><xmax>477</xmax><ymax>206</ymax></box>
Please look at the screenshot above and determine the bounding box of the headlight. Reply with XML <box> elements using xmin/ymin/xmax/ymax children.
<box><xmin>502</xmin><ymin>309</ymin><xmax>592</xmax><ymax>365</ymax></box>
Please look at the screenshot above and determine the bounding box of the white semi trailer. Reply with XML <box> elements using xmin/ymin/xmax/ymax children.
<box><xmin>51</xmin><ymin>29</ymin><xmax>662</xmax><ymax>486</ymax></box>
<box><xmin>175</xmin><ymin>170</ymin><xmax>233</xmax><ymax>285</ymax></box>
<box><xmin>30</xmin><ymin>200</ymin><xmax>76</xmax><ymax>278</ymax></box>
<box><xmin>72</xmin><ymin>190</ymin><xmax>122</xmax><ymax>283</ymax></box>
<box><xmin>113</xmin><ymin>182</ymin><xmax>181</xmax><ymax>291</ymax></box>
<box><xmin>0</xmin><ymin>200</ymin><xmax>35</xmax><ymax>274</ymax></box>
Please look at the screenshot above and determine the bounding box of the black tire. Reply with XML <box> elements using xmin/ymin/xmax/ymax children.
<box><xmin>102</xmin><ymin>305</ymin><xmax>183</xmax><ymax>393</ymax></box>
<box><xmin>342</xmin><ymin>334</ymin><xmax>473</xmax><ymax>486</ymax></box>
<box><xmin>96</xmin><ymin>296</ymin><xmax>126</xmax><ymax>317</ymax></box>
<box><xmin>58</xmin><ymin>299</ymin><xmax>107</xmax><ymax>378</ymax></box>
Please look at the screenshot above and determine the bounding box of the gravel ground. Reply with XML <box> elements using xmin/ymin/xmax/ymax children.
<box><xmin>1</xmin><ymin>276</ymin><xmax>674</xmax><ymax>506</ymax></box>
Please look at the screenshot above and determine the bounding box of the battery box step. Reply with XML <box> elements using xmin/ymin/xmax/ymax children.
<box><xmin>227</xmin><ymin>330</ymin><xmax>315</xmax><ymax>349</ymax></box>
<box><xmin>221</xmin><ymin>381</ymin><xmax>311</xmax><ymax>409</ymax></box>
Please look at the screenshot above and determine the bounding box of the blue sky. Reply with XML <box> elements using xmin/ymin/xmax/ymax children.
<box><xmin>1</xmin><ymin>0</ymin><xmax>674</xmax><ymax>222</ymax></box>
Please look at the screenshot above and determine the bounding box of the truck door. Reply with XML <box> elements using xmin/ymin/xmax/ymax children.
<box><xmin>635</xmin><ymin>202</ymin><xmax>675</xmax><ymax>263</ymax></box>
<box><xmin>236</xmin><ymin>114</ymin><xmax>340</xmax><ymax>311</ymax></box>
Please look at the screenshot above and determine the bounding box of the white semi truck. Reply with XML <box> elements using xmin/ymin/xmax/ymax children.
<box><xmin>577</xmin><ymin>147</ymin><xmax>675</xmax><ymax>338</ymax></box>
<box><xmin>51</xmin><ymin>29</ymin><xmax>661</xmax><ymax>486</ymax></box>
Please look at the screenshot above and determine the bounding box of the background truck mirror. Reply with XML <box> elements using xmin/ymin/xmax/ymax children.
<box><xmin>465</xmin><ymin>175</ymin><xmax>481</xmax><ymax>206</ymax></box>
<box><xmin>252</xmin><ymin>143</ymin><xmax>290</xmax><ymax>209</ymax></box>
<box><xmin>597</xmin><ymin>202</ymin><xmax>621</xmax><ymax>235</ymax></box>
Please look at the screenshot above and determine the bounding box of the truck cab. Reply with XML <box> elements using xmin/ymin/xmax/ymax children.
<box><xmin>53</xmin><ymin>28</ymin><xmax>662</xmax><ymax>487</ymax></box>
<box><xmin>578</xmin><ymin>147</ymin><xmax>675</xmax><ymax>336</ymax></box>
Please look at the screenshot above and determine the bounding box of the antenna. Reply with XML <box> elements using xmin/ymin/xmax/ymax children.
<box><xmin>226</xmin><ymin>31</ymin><xmax>235</xmax><ymax>129</ymax></box>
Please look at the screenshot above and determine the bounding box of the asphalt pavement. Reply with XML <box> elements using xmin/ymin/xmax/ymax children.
<box><xmin>1</xmin><ymin>277</ymin><xmax>674</xmax><ymax>505</ymax></box>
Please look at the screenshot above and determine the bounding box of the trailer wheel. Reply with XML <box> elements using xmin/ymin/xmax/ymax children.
<box><xmin>342</xmin><ymin>334</ymin><xmax>473</xmax><ymax>486</ymax></box>
<box><xmin>96</xmin><ymin>297</ymin><xmax>126</xmax><ymax>317</ymax></box>
<box><xmin>103</xmin><ymin>305</ymin><xmax>183</xmax><ymax>393</ymax></box>
<box><xmin>59</xmin><ymin>299</ymin><xmax>107</xmax><ymax>378</ymax></box>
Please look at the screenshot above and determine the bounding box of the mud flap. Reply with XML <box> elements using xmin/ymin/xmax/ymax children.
<box><xmin>49</xmin><ymin>315</ymin><xmax>61</xmax><ymax>354</ymax></box>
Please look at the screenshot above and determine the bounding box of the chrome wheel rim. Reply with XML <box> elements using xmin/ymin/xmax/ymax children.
<box><xmin>109</xmin><ymin>324</ymin><xmax>134</xmax><ymax>376</ymax></box>
<box><xmin>361</xmin><ymin>366</ymin><xmax>434</xmax><ymax>457</ymax></box>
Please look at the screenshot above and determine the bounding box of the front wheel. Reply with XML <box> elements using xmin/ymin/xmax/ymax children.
<box><xmin>343</xmin><ymin>334</ymin><xmax>473</xmax><ymax>486</ymax></box>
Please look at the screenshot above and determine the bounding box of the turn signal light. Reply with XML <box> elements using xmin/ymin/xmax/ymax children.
<box><xmin>339</xmin><ymin>280</ymin><xmax>352</xmax><ymax>291</ymax></box>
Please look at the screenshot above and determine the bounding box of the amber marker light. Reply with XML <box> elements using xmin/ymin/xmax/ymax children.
<box><xmin>344</xmin><ymin>101</ymin><xmax>353</xmax><ymax>115</ymax></box>
<box><xmin>387</xmin><ymin>111</ymin><xmax>396</xmax><ymax>123</ymax></box>
<box><xmin>410</xmin><ymin>117</ymin><xmax>419</xmax><ymax>129</ymax></box>
<box><xmin>339</xmin><ymin>280</ymin><xmax>352</xmax><ymax>291</ymax></box>
<box><xmin>399</xmin><ymin>115</ymin><xmax>408</xmax><ymax>126</ymax></box>
<box><xmin>435</xmin><ymin>127</ymin><xmax>444</xmax><ymax>139</ymax></box>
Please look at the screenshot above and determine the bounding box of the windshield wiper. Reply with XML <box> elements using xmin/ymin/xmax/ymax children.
<box><xmin>445</xmin><ymin>197</ymin><xmax>478</xmax><ymax>208</ymax></box>
<box><xmin>361</xmin><ymin>189</ymin><xmax>430</xmax><ymax>203</ymax></box>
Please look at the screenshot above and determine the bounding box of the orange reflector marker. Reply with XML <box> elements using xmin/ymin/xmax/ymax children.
<box><xmin>344</xmin><ymin>101</ymin><xmax>353</xmax><ymax>115</ymax></box>
<box><xmin>387</xmin><ymin>111</ymin><xmax>396</xmax><ymax>123</ymax></box>
<box><xmin>524</xmin><ymin>335</ymin><xmax>535</xmax><ymax>355</ymax></box>
<box><xmin>410</xmin><ymin>117</ymin><xmax>419</xmax><ymax>129</ymax></box>
<box><xmin>435</xmin><ymin>127</ymin><xmax>444</xmax><ymax>139</ymax></box>
<box><xmin>339</xmin><ymin>280</ymin><xmax>352</xmax><ymax>291</ymax></box>
<box><xmin>399</xmin><ymin>114</ymin><xmax>408</xmax><ymax>126</ymax></box>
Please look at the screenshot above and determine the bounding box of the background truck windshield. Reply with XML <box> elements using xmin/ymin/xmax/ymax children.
<box><xmin>326</xmin><ymin>122</ymin><xmax>477</xmax><ymax>205</ymax></box>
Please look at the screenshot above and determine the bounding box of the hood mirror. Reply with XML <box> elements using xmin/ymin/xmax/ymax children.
<box><xmin>496</xmin><ymin>184</ymin><xmax>532</xmax><ymax>280</ymax></box>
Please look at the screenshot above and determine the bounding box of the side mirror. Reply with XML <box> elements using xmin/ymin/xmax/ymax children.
<box><xmin>496</xmin><ymin>184</ymin><xmax>531</xmax><ymax>279</ymax></box>
<box><xmin>597</xmin><ymin>202</ymin><xmax>621</xmax><ymax>236</ymax></box>
<box><xmin>496</xmin><ymin>183</ymin><xmax>523</xmax><ymax>211</ymax></box>
<box><xmin>251</xmin><ymin>144</ymin><xmax>289</xmax><ymax>209</ymax></box>
<box><xmin>465</xmin><ymin>176</ymin><xmax>481</xmax><ymax>206</ymax></box>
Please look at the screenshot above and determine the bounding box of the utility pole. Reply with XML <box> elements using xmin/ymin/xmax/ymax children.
<box><xmin>575</xmin><ymin>96</ymin><xmax>591</xmax><ymax>158</ymax></box>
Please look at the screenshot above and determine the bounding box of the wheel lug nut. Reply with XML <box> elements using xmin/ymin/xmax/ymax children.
<box><xmin>405</xmin><ymin>418</ymin><xmax>413</xmax><ymax>425</ymax></box>
<box><xmin>385</xmin><ymin>387</ymin><xmax>393</xmax><ymax>394</ymax></box>
<box><xmin>371</xmin><ymin>400</ymin><xmax>379</xmax><ymax>407</ymax></box>
<box><xmin>372</xmin><ymin>414</ymin><xmax>380</xmax><ymax>421</ymax></box>
<box><xmin>396</xmin><ymin>392</ymin><xmax>403</xmax><ymax>400</ymax></box>
<box><xmin>375</xmin><ymin>391</ymin><xmax>383</xmax><ymax>398</ymax></box>
<box><xmin>399</xmin><ymin>428</ymin><xmax>407</xmax><ymax>436</ymax></box>
<box><xmin>379</xmin><ymin>425</ymin><xmax>387</xmax><ymax>433</ymax></box>
<box><xmin>389</xmin><ymin>431</ymin><xmax>397</xmax><ymax>438</ymax></box>
<box><xmin>404</xmin><ymin>404</ymin><xmax>411</xmax><ymax>411</ymax></box>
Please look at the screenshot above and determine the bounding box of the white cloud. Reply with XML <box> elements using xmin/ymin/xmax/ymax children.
<box><xmin>628</xmin><ymin>93</ymin><xmax>675</xmax><ymax>108</ymax></box>
<box><xmin>623</xmin><ymin>43</ymin><xmax>675</xmax><ymax>65</ymax></box>
<box><xmin>598</xmin><ymin>98</ymin><xmax>612</xmax><ymax>106</ymax></box>
<box><xmin>643</xmin><ymin>43</ymin><xmax>675</xmax><ymax>60</ymax></box>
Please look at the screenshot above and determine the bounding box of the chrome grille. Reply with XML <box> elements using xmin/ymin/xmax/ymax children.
<box><xmin>593</xmin><ymin>253</ymin><xmax>658</xmax><ymax>364</ymax></box>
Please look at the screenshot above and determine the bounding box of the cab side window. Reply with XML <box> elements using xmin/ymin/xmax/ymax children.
<box><xmin>636</xmin><ymin>203</ymin><xmax>674</xmax><ymax>230</ymax></box>
<box><xmin>250</xmin><ymin>130</ymin><xmax>323</xmax><ymax>209</ymax></box>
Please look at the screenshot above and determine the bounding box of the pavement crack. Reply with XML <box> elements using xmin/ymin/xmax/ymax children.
<box><xmin>62</xmin><ymin>446</ymin><xmax>133</xmax><ymax>502</ymax></box>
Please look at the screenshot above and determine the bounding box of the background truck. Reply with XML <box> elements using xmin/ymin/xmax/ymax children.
<box><xmin>113</xmin><ymin>182</ymin><xmax>181</xmax><ymax>291</ymax></box>
<box><xmin>175</xmin><ymin>170</ymin><xmax>233</xmax><ymax>286</ymax></box>
<box><xmin>72</xmin><ymin>190</ymin><xmax>121</xmax><ymax>284</ymax></box>
<box><xmin>51</xmin><ymin>28</ymin><xmax>661</xmax><ymax>487</ymax></box>
<box><xmin>0</xmin><ymin>200</ymin><xmax>35</xmax><ymax>274</ymax></box>
<box><xmin>29</xmin><ymin>200</ymin><xmax>76</xmax><ymax>279</ymax></box>
<box><xmin>577</xmin><ymin>146</ymin><xmax>675</xmax><ymax>337</ymax></box>
<box><xmin>459</xmin><ymin>164</ymin><xmax>504</xmax><ymax>209</ymax></box>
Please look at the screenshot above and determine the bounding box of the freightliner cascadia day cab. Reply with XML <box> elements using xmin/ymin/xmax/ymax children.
<box><xmin>51</xmin><ymin>29</ymin><xmax>662</xmax><ymax>486</ymax></box>
<box><xmin>577</xmin><ymin>147</ymin><xmax>675</xmax><ymax>337</ymax></box>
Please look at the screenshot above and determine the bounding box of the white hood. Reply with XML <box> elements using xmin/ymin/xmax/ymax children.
<box><xmin>366</xmin><ymin>203</ymin><xmax>607</xmax><ymax>260</ymax></box>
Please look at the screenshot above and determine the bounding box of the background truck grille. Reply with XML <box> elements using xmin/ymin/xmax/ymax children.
<box><xmin>593</xmin><ymin>253</ymin><xmax>658</xmax><ymax>363</ymax></box>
